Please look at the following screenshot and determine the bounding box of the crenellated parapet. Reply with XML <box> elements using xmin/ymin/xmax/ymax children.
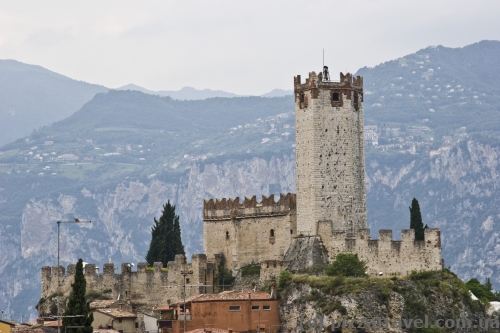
<box><xmin>294</xmin><ymin>71</ymin><xmax>363</xmax><ymax>108</ymax></box>
<box><xmin>320</xmin><ymin>226</ymin><xmax>443</xmax><ymax>276</ymax></box>
<box><xmin>40</xmin><ymin>254</ymin><xmax>218</xmax><ymax>316</ymax></box>
<box><xmin>203</xmin><ymin>193</ymin><xmax>296</xmax><ymax>221</ymax></box>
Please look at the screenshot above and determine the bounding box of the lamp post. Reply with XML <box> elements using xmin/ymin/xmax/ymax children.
<box><xmin>180</xmin><ymin>270</ymin><xmax>193</xmax><ymax>333</ymax></box>
<box><xmin>56</xmin><ymin>219</ymin><xmax>91</xmax><ymax>333</ymax></box>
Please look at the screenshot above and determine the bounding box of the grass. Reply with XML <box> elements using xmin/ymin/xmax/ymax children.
<box><xmin>281</xmin><ymin>268</ymin><xmax>486</xmax><ymax>330</ymax></box>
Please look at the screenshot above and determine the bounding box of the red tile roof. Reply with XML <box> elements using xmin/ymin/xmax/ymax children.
<box><xmin>95</xmin><ymin>309</ymin><xmax>137</xmax><ymax>318</ymax></box>
<box><xmin>169</xmin><ymin>291</ymin><xmax>272</xmax><ymax>306</ymax></box>
<box><xmin>185</xmin><ymin>329</ymin><xmax>229</xmax><ymax>333</ymax></box>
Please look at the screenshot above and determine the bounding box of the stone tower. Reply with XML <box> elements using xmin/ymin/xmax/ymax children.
<box><xmin>294</xmin><ymin>71</ymin><xmax>367</xmax><ymax>236</ymax></box>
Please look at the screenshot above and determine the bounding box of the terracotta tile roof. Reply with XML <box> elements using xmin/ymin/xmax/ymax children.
<box><xmin>95</xmin><ymin>309</ymin><xmax>137</xmax><ymax>319</ymax></box>
<box><xmin>170</xmin><ymin>291</ymin><xmax>272</xmax><ymax>305</ymax></box>
<box><xmin>186</xmin><ymin>329</ymin><xmax>229</xmax><ymax>333</ymax></box>
<box><xmin>154</xmin><ymin>305</ymin><xmax>172</xmax><ymax>311</ymax></box>
<box><xmin>90</xmin><ymin>300</ymin><xmax>117</xmax><ymax>309</ymax></box>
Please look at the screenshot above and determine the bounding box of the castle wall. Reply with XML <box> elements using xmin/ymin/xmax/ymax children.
<box><xmin>324</xmin><ymin>227</ymin><xmax>443</xmax><ymax>276</ymax></box>
<box><xmin>203</xmin><ymin>193</ymin><xmax>296</xmax><ymax>270</ymax></box>
<box><xmin>40</xmin><ymin>254</ymin><xmax>218</xmax><ymax>315</ymax></box>
<box><xmin>259</xmin><ymin>260</ymin><xmax>288</xmax><ymax>283</ymax></box>
<box><xmin>294</xmin><ymin>72</ymin><xmax>367</xmax><ymax>236</ymax></box>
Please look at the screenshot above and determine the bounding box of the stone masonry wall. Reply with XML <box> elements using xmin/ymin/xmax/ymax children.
<box><xmin>294</xmin><ymin>71</ymin><xmax>367</xmax><ymax>236</ymax></box>
<box><xmin>318</xmin><ymin>224</ymin><xmax>443</xmax><ymax>276</ymax></box>
<box><xmin>41</xmin><ymin>254</ymin><xmax>217</xmax><ymax>314</ymax></box>
<box><xmin>203</xmin><ymin>193</ymin><xmax>296</xmax><ymax>270</ymax></box>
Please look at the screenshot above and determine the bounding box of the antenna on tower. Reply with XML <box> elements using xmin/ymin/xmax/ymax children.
<box><xmin>322</xmin><ymin>49</ymin><xmax>330</xmax><ymax>81</ymax></box>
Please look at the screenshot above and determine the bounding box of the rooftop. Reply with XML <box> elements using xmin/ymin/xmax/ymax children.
<box><xmin>186</xmin><ymin>329</ymin><xmax>229</xmax><ymax>333</ymax></box>
<box><xmin>169</xmin><ymin>290</ymin><xmax>273</xmax><ymax>306</ymax></box>
<box><xmin>95</xmin><ymin>309</ymin><xmax>137</xmax><ymax>319</ymax></box>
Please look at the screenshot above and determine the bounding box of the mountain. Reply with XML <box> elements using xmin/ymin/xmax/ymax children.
<box><xmin>1</xmin><ymin>40</ymin><xmax>500</xmax><ymax>321</ymax></box>
<box><xmin>260</xmin><ymin>89</ymin><xmax>293</xmax><ymax>97</ymax></box>
<box><xmin>116</xmin><ymin>84</ymin><xmax>239</xmax><ymax>100</ymax></box>
<box><xmin>0</xmin><ymin>60</ymin><xmax>108</xmax><ymax>147</ymax></box>
<box><xmin>116</xmin><ymin>84</ymin><xmax>292</xmax><ymax>99</ymax></box>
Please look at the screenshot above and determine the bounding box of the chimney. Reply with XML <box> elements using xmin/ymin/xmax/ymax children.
<box><xmin>1</xmin><ymin>310</ymin><xmax>3</xmax><ymax>321</ymax></box>
<box><xmin>119</xmin><ymin>302</ymin><xmax>123</xmax><ymax>311</ymax></box>
<box><xmin>270</xmin><ymin>282</ymin><xmax>277</xmax><ymax>299</ymax></box>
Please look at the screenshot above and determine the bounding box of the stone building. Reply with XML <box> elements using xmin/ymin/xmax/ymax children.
<box><xmin>203</xmin><ymin>70</ymin><xmax>443</xmax><ymax>275</ymax></box>
<box><xmin>40</xmin><ymin>254</ymin><xmax>217</xmax><ymax>316</ymax></box>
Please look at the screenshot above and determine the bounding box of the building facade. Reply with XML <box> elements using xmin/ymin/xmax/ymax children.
<box><xmin>156</xmin><ymin>291</ymin><xmax>280</xmax><ymax>333</ymax></box>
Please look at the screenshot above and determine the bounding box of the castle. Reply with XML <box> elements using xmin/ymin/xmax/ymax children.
<box><xmin>40</xmin><ymin>69</ymin><xmax>443</xmax><ymax>316</ymax></box>
<box><xmin>203</xmin><ymin>70</ymin><xmax>443</xmax><ymax>275</ymax></box>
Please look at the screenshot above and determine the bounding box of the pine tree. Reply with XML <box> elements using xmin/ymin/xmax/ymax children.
<box><xmin>62</xmin><ymin>259</ymin><xmax>93</xmax><ymax>333</ymax></box>
<box><xmin>145</xmin><ymin>200</ymin><xmax>185</xmax><ymax>266</ymax></box>
<box><xmin>409</xmin><ymin>198</ymin><xmax>425</xmax><ymax>241</ymax></box>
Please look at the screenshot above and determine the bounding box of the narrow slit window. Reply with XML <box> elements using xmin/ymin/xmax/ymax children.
<box><xmin>270</xmin><ymin>229</ymin><xmax>275</xmax><ymax>237</ymax></box>
<box><xmin>226</xmin><ymin>231</ymin><xmax>229</xmax><ymax>240</ymax></box>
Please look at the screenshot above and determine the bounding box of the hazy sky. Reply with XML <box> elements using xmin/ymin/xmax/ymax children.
<box><xmin>1</xmin><ymin>0</ymin><xmax>499</xmax><ymax>95</ymax></box>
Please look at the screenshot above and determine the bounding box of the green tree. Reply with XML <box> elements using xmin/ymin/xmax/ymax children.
<box><xmin>145</xmin><ymin>200</ymin><xmax>185</xmax><ymax>266</ymax></box>
<box><xmin>410</xmin><ymin>198</ymin><xmax>425</xmax><ymax>241</ymax></box>
<box><xmin>62</xmin><ymin>259</ymin><xmax>93</xmax><ymax>333</ymax></box>
<box><xmin>325</xmin><ymin>253</ymin><xmax>366</xmax><ymax>277</ymax></box>
<box><xmin>466</xmin><ymin>278</ymin><xmax>498</xmax><ymax>302</ymax></box>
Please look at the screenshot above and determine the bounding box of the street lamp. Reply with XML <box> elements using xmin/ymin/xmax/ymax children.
<box><xmin>56</xmin><ymin>219</ymin><xmax>91</xmax><ymax>333</ymax></box>
<box><xmin>180</xmin><ymin>270</ymin><xmax>193</xmax><ymax>333</ymax></box>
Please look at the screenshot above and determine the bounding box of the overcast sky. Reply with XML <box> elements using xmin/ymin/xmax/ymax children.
<box><xmin>1</xmin><ymin>0</ymin><xmax>499</xmax><ymax>95</ymax></box>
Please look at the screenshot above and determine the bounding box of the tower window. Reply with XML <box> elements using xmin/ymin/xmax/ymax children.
<box><xmin>299</xmin><ymin>93</ymin><xmax>305</xmax><ymax>103</ymax></box>
<box><xmin>332</xmin><ymin>92</ymin><xmax>340</xmax><ymax>101</ymax></box>
<box><xmin>226</xmin><ymin>231</ymin><xmax>229</xmax><ymax>240</ymax></box>
<box><xmin>290</xmin><ymin>229</ymin><xmax>293</xmax><ymax>234</ymax></box>
<box><xmin>354</xmin><ymin>92</ymin><xmax>359</xmax><ymax>110</ymax></box>
<box><xmin>270</xmin><ymin>229</ymin><xmax>275</xmax><ymax>237</ymax></box>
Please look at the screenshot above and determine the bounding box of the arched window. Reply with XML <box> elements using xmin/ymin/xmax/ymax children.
<box><xmin>270</xmin><ymin>229</ymin><xmax>275</xmax><ymax>237</ymax></box>
<box><xmin>332</xmin><ymin>92</ymin><xmax>340</xmax><ymax>102</ymax></box>
<box><xmin>226</xmin><ymin>231</ymin><xmax>229</xmax><ymax>240</ymax></box>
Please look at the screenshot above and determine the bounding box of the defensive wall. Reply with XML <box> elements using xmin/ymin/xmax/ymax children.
<box><xmin>41</xmin><ymin>254</ymin><xmax>218</xmax><ymax>314</ymax></box>
<box><xmin>318</xmin><ymin>225</ymin><xmax>443</xmax><ymax>276</ymax></box>
<box><xmin>203</xmin><ymin>193</ymin><xmax>296</xmax><ymax>270</ymax></box>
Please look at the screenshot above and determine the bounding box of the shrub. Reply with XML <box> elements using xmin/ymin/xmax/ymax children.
<box><xmin>85</xmin><ymin>290</ymin><xmax>103</xmax><ymax>301</ymax></box>
<box><xmin>278</xmin><ymin>270</ymin><xmax>292</xmax><ymax>289</ymax></box>
<box><xmin>325</xmin><ymin>253</ymin><xmax>366</xmax><ymax>277</ymax></box>
<box><xmin>241</xmin><ymin>263</ymin><xmax>261</xmax><ymax>277</ymax></box>
<box><xmin>218</xmin><ymin>263</ymin><xmax>236</xmax><ymax>290</ymax></box>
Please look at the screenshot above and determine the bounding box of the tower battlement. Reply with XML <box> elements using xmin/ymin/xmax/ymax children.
<box><xmin>294</xmin><ymin>72</ymin><xmax>363</xmax><ymax>95</ymax></box>
<box><xmin>203</xmin><ymin>193</ymin><xmax>296</xmax><ymax>221</ymax></box>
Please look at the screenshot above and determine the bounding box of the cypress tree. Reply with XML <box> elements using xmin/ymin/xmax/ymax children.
<box><xmin>62</xmin><ymin>259</ymin><xmax>93</xmax><ymax>333</ymax></box>
<box><xmin>409</xmin><ymin>198</ymin><xmax>425</xmax><ymax>241</ymax></box>
<box><xmin>145</xmin><ymin>200</ymin><xmax>185</xmax><ymax>266</ymax></box>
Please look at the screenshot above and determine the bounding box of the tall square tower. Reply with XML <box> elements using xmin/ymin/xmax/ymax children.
<box><xmin>294</xmin><ymin>71</ymin><xmax>367</xmax><ymax>236</ymax></box>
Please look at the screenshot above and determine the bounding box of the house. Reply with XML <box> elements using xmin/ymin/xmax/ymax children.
<box><xmin>156</xmin><ymin>290</ymin><xmax>280</xmax><ymax>333</ymax></box>
<box><xmin>0</xmin><ymin>320</ymin><xmax>15</xmax><ymax>333</ymax></box>
<box><xmin>92</xmin><ymin>307</ymin><xmax>138</xmax><ymax>333</ymax></box>
<box><xmin>91</xmin><ymin>301</ymin><xmax>155</xmax><ymax>333</ymax></box>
